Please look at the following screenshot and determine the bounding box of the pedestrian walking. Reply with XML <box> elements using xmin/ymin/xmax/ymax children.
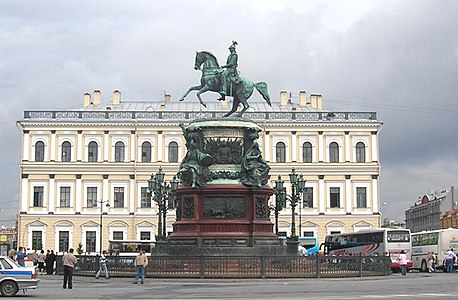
<box><xmin>428</xmin><ymin>252</ymin><xmax>436</xmax><ymax>272</ymax></box>
<box><xmin>16</xmin><ymin>247</ymin><xmax>26</xmax><ymax>267</ymax></box>
<box><xmin>398</xmin><ymin>250</ymin><xmax>408</xmax><ymax>276</ymax></box>
<box><xmin>62</xmin><ymin>248</ymin><xmax>78</xmax><ymax>289</ymax></box>
<box><xmin>444</xmin><ymin>248</ymin><xmax>457</xmax><ymax>273</ymax></box>
<box><xmin>38</xmin><ymin>250</ymin><xmax>46</xmax><ymax>274</ymax></box>
<box><xmin>133</xmin><ymin>249</ymin><xmax>148</xmax><ymax>284</ymax></box>
<box><xmin>95</xmin><ymin>250</ymin><xmax>109</xmax><ymax>279</ymax></box>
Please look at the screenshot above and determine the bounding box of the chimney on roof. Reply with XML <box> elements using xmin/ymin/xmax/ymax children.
<box><xmin>93</xmin><ymin>90</ymin><xmax>101</xmax><ymax>107</ymax></box>
<box><xmin>83</xmin><ymin>93</ymin><xmax>91</xmax><ymax>107</ymax></box>
<box><xmin>164</xmin><ymin>93</ymin><xmax>171</xmax><ymax>102</ymax></box>
<box><xmin>310</xmin><ymin>94</ymin><xmax>322</xmax><ymax>110</ymax></box>
<box><xmin>280</xmin><ymin>91</ymin><xmax>288</xmax><ymax>107</ymax></box>
<box><xmin>113</xmin><ymin>90</ymin><xmax>121</xmax><ymax>106</ymax></box>
<box><xmin>299</xmin><ymin>91</ymin><xmax>307</xmax><ymax>108</ymax></box>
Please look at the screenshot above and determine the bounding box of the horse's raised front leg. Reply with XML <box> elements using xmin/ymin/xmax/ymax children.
<box><xmin>179</xmin><ymin>84</ymin><xmax>202</xmax><ymax>102</ymax></box>
<box><xmin>196</xmin><ymin>85</ymin><xmax>211</xmax><ymax>108</ymax></box>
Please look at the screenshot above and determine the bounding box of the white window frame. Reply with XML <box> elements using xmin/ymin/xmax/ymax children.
<box><xmin>325</xmin><ymin>137</ymin><xmax>343</xmax><ymax>163</ymax></box>
<box><xmin>84</xmin><ymin>182</ymin><xmax>101</xmax><ymax>208</ymax></box>
<box><xmin>352</xmin><ymin>136</ymin><xmax>369</xmax><ymax>163</ymax></box>
<box><xmin>31</xmin><ymin>136</ymin><xmax>49</xmax><ymax>162</ymax></box>
<box><xmin>82</xmin><ymin>224</ymin><xmax>99</xmax><ymax>253</ymax></box>
<box><xmin>302</xmin><ymin>181</ymin><xmax>317</xmax><ymax>208</ymax></box>
<box><xmin>326</xmin><ymin>221</ymin><xmax>345</xmax><ymax>235</ymax></box>
<box><xmin>137</xmin><ymin>137</ymin><xmax>155</xmax><ymax>162</ymax></box>
<box><xmin>353</xmin><ymin>182</ymin><xmax>371</xmax><ymax>209</ymax></box>
<box><xmin>57</xmin><ymin>136</ymin><xmax>75</xmax><ymax>162</ymax></box>
<box><xmin>27</xmin><ymin>226</ymin><xmax>46</xmax><ymax>251</ymax></box>
<box><xmin>111</xmin><ymin>182</ymin><xmax>128</xmax><ymax>208</ymax></box>
<box><xmin>272</xmin><ymin>136</ymin><xmax>289</xmax><ymax>163</ymax></box>
<box><xmin>112</xmin><ymin>136</ymin><xmax>128</xmax><ymax>162</ymax></box>
<box><xmin>56</xmin><ymin>181</ymin><xmax>74</xmax><ymax>208</ymax></box>
<box><xmin>108</xmin><ymin>222</ymin><xmax>128</xmax><ymax>241</ymax></box>
<box><xmin>54</xmin><ymin>222</ymin><xmax>74</xmax><ymax>254</ymax></box>
<box><xmin>298</xmin><ymin>136</ymin><xmax>316</xmax><ymax>163</ymax></box>
<box><xmin>30</xmin><ymin>181</ymin><xmax>47</xmax><ymax>208</ymax></box>
<box><xmin>137</xmin><ymin>183</ymin><xmax>152</xmax><ymax>209</ymax></box>
<box><xmin>165</xmin><ymin>137</ymin><xmax>181</xmax><ymax>163</ymax></box>
<box><xmin>85</xmin><ymin>136</ymin><xmax>102</xmax><ymax>162</ymax></box>
<box><xmin>327</xmin><ymin>182</ymin><xmax>344</xmax><ymax>208</ymax></box>
<box><xmin>135</xmin><ymin>223</ymin><xmax>155</xmax><ymax>241</ymax></box>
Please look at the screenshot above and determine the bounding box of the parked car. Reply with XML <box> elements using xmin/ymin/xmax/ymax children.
<box><xmin>0</xmin><ymin>256</ymin><xmax>39</xmax><ymax>296</ymax></box>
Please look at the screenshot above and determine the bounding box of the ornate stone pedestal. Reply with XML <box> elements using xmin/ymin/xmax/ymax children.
<box><xmin>160</xmin><ymin>118</ymin><xmax>284</xmax><ymax>255</ymax></box>
<box><xmin>169</xmin><ymin>184</ymin><xmax>278</xmax><ymax>248</ymax></box>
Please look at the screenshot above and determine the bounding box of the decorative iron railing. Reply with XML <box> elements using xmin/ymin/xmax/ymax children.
<box><xmin>23</xmin><ymin>110</ymin><xmax>377</xmax><ymax>122</ymax></box>
<box><xmin>56</xmin><ymin>255</ymin><xmax>391</xmax><ymax>279</ymax></box>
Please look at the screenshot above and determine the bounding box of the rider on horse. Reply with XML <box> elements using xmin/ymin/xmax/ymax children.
<box><xmin>218</xmin><ymin>41</ymin><xmax>239</xmax><ymax>101</ymax></box>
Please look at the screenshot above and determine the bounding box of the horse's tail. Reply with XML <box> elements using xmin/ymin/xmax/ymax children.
<box><xmin>255</xmin><ymin>82</ymin><xmax>271</xmax><ymax>106</ymax></box>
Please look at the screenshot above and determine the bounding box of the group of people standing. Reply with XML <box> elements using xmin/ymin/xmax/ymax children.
<box><xmin>8</xmin><ymin>247</ymin><xmax>56</xmax><ymax>275</ymax></box>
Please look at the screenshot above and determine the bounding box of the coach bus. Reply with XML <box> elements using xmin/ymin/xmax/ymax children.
<box><xmin>321</xmin><ymin>228</ymin><xmax>412</xmax><ymax>271</ymax></box>
<box><xmin>411</xmin><ymin>228</ymin><xmax>458</xmax><ymax>272</ymax></box>
<box><xmin>108</xmin><ymin>240</ymin><xmax>155</xmax><ymax>256</ymax></box>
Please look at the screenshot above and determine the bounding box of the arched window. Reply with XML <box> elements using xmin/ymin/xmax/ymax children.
<box><xmin>35</xmin><ymin>141</ymin><xmax>45</xmax><ymax>162</ymax></box>
<box><xmin>356</xmin><ymin>142</ymin><xmax>365</xmax><ymax>163</ymax></box>
<box><xmin>115</xmin><ymin>141</ymin><xmax>125</xmax><ymax>162</ymax></box>
<box><xmin>329</xmin><ymin>142</ymin><xmax>339</xmax><ymax>163</ymax></box>
<box><xmin>168</xmin><ymin>141</ymin><xmax>178</xmax><ymax>163</ymax></box>
<box><xmin>61</xmin><ymin>141</ymin><xmax>71</xmax><ymax>162</ymax></box>
<box><xmin>276</xmin><ymin>142</ymin><xmax>286</xmax><ymax>163</ymax></box>
<box><xmin>302</xmin><ymin>142</ymin><xmax>312</xmax><ymax>163</ymax></box>
<box><xmin>141</xmin><ymin>142</ymin><xmax>152</xmax><ymax>162</ymax></box>
<box><xmin>88</xmin><ymin>141</ymin><xmax>98</xmax><ymax>162</ymax></box>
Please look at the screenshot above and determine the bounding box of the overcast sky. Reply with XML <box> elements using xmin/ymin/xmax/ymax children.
<box><xmin>1</xmin><ymin>0</ymin><xmax>457</xmax><ymax>226</ymax></box>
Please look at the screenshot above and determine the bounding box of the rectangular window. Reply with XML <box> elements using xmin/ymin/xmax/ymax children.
<box><xmin>140</xmin><ymin>231</ymin><xmax>151</xmax><ymax>240</ymax></box>
<box><xmin>113</xmin><ymin>231</ymin><xmax>123</xmax><ymax>240</ymax></box>
<box><xmin>60</xmin><ymin>186</ymin><xmax>71</xmax><ymax>207</ymax></box>
<box><xmin>33</xmin><ymin>186</ymin><xmax>44</xmax><ymax>207</ymax></box>
<box><xmin>59</xmin><ymin>231</ymin><xmax>70</xmax><ymax>253</ymax></box>
<box><xmin>356</xmin><ymin>187</ymin><xmax>367</xmax><ymax>208</ymax></box>
<box><xmin>302</xmin><ymin>187</ymin><xmax>313</xmax><ymax>208</ymax></box>
<box><xmin>85</xmin><ymin>231</ymin><xmax>97</xmax><ymax>253</ymax></box>
<box><xmin>140</xmin><ymin>187</ymin><xmax>151</xmax><ymax>208</ymax></box>
<box><xmin>87</xmin><ymin>187</ymin><xmax>97</xmax><ymax>207</ymax></box>
<box><xmin>303</xmin><ymin>231</ymin><xmax>314</xmax><ymax>237</ymax></box>
<box><xmin>32</xmin><ymin>231</ymin><xmax>42</xmax><ymax>250</ymax></box>
<box><xmin>114</xmin><ymin>187</ymin><xmax>124</xmax><ymax>208</ymax></box>
<box><xmin>330</xmin><ymin>187</ymin><xmax>340</xmax><ymax>208</ymax></box>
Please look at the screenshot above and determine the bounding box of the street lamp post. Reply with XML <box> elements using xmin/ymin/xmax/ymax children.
<box><xmin>147</xmin><ymin>167</ymin><xmax>179</xmax><ymax>241</ymax></box>
<box><xmin>273</xmin><ymin>168</ymin><xmax>306</xmax><ymax>254</ymax></box>
<box><xmin>95</xmin><ymin>200</ymin><xmax>110</xmax><ymax>255</ymax></box>
<box><xmin>274</xmin><ymin>176</ymin><xmax>285</xmax><ymax>236</ymax></box>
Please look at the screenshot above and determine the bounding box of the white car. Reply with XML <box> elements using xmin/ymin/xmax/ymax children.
<box><xmin>0</xmin><ymin>256</ymin><xmax>39</xmax><ymax>296</ymax></box>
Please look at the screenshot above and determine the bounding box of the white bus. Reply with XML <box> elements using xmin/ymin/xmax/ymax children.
<box><xmin>322</xmin><ymin>228</ymin><xmax>412</xmax><ymax>271</ymax></box>
<box><xmin>411</xmin><ymin>228</ymin><xmax>458</xmax><ymax>272</ymax></box>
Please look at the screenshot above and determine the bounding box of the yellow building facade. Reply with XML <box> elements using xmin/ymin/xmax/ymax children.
<box><xmin>16</xmin><ymin>90</ymin><xmax>383</xmax><ymax>254</ymax></box>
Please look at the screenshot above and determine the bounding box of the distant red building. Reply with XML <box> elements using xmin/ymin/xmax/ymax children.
<box><xmin>441</xmin><ymin>209</ymin><xmax>458</xmax><ymax>229</ymax></box>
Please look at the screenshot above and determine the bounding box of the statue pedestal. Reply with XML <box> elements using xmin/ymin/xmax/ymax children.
<box><xmin>168</xmin><ymin>184</ymin><xmax>279</xmax><ymax>249</ymax></box>
<box><xmin>286</xmin><ymin>237</ymin><xmax>300</xmax><ymax>255</ymax></box>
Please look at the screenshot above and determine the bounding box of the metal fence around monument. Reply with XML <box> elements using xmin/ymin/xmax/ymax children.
<box><xmin>56</xmin><ymin>255</ymin><xmax>391</xmax><ymax>279</ymax></box>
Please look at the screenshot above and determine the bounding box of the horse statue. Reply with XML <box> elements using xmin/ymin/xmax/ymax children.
<box><xmin>179</xmin><ymin>51</ymin><xmax>271</xmax><ymax>117</ymax></box>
